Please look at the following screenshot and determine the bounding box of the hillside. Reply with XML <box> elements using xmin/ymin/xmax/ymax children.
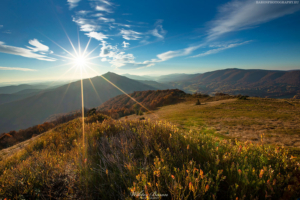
<box><xmin>0</xmin><ymin>112</ymin><xmax>299</xmax><ymax>199</ymax></box>
<box><xmin>97</xmin><ymin>89</ymin><xmax>186</xmax><ymax>118</ymax></box>
<box><xmin>122</xmin><ymin>95</ymin><xmax>300</xmax><ymax>149</ymax></box>
<box><xmin>0</xmin><ymin>84</ymin><xmax>49</xmax><ymax>94</ymax></box>
<box><xmin>137</xmin><ymin>80</ymin><xmax>175</xmax><ymax>90</ymax></box>
<box><xmin>0</xmin><ymin>72</ymin><xmax>155</xmax><ymax>133</ymax></box>
<box><xmin>123</xmin><ymin>73</ymin><xmax>201</xmax><ymax>83</ymax></box>
<box><xmin>170</xmin><ymin>68</ymin><xmax>300</xmax><ymax>97</ymax></box>
<box><xmin>0</xmin><ymin>92</ymin><xmax>40</xmax><ymax>105</ymax></box>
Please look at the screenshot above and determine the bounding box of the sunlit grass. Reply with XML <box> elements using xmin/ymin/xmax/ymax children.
<box><xmin>0</xmin><ymin>114</ymin><xmax>299</xmax><ymax>199</ymax></box>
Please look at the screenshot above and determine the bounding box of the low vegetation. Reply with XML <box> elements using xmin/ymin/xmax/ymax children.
<box><xmin>0</xmin><ymin>110</ymin><xmax>86</xmax><ymax>150</ymax></box>
<box><xmin>97</xmin><ymin>89</ymin><xmax>186</xmax><ymax>118</ymax></box>
<box><xmin>0</xmin><ymin>113</ymin><xmax>300</xmax><ymax>199</ymax></box>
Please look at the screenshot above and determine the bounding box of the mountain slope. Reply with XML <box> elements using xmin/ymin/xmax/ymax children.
<box><xmin>0</xmin><ymin>84</ymin><xmax>49</xmax><ymax>94</ymax></box>
<box><xmin>0</xmin><ymin>72</ymin><xmax>155</xmax><ymax>133</ymax></box>
<box><xmin>171</xmin><ymin>68</ymin><xmax>300</xmax><ymax>97</ymax></box>
<box><xmin>137</xmin><ymin>80</ymin><xmax>176</xmax><ymax>90</ymax></box>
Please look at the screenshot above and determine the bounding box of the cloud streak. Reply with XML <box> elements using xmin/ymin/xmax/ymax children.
<box><xmin>67</xmin><ymin>0</ymin><xmax>81</xmax><ymax>9</ymax></box>
<box><xmin>207</xmin><ymin>0</ymin><xmax>300</xmax><ymax>40</ymax></box>
<box><xmin>0</xmin><ymin>66</ymin><xmax>36</xmax><ymax>71</ymax></box>
<box><xmin>191</xmin><ymin>41</ymin><xmax>251</xmax><ymax>57</ymax></box>
<box><xmin>0</xmin><ymin>41</ymin><xmax>56</xmax><ymax>61</ymax></box>
<box><xmin>120</xmin><ymin>29</ymin><xmax>142</xmax><ymax>40</ymax></box>
<box><xmin>27</xmin><ymin>39</ymin><xmax>50</xmax><ymax>52</ymax></box>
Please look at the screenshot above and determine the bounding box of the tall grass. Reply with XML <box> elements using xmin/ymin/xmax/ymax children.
<box><xmin>0</xmin><ymin>114</ymin><xmax>299</xmax><ymax>199</ymax></box>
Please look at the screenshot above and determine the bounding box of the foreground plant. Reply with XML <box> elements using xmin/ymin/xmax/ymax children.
<box><xmin>0</xmin><ymin>114</ymin><xmax>299</xmax><ymax>199</ymax></box>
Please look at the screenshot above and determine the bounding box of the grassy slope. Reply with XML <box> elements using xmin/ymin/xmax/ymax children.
<box><xmin>122</xmin><ymin>97</ymin><xmax>300</xmax><ymax>149</ymax></box>
<box><xmin>1</xmin><ymin>97</ymin><xmax>300</xmax><ymax>199</ymax></box>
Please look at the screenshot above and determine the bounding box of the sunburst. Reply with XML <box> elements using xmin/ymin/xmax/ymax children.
<box><xmin>44</xmin><ymin>30</ymin><xmax>153</xmax><ymax>160</ymax></box>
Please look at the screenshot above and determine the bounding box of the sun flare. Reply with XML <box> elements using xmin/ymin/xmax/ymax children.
<box><xmin>74</xmin><ymin>56</ymin><xmax>87</xmax><ymax>67</ymax></box>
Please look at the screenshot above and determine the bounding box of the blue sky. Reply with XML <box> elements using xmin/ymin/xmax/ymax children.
<box><xmin>0</xmin><ymin>0</ymin><xmax>300</xmax><ymax>84</ymax></box>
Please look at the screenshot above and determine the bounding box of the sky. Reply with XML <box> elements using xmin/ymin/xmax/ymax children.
<box><xmin>0</xmin><ymin>0</ymin><xmax>300</xmax><ymax>84</ymax></box>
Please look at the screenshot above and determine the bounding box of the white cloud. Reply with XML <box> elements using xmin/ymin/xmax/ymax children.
<box><xmin>27</xmin><ymin>39</ymin><xmax>49</xmax><ymax>52</ymax></box>
<box><xmin>0</xmin><ymin>25</ymin><xmax>3</xmax><ymax>29</ymax></box>
<box><xmin>122</xmin><ymin>41</ymin><xmax>129</xmax><ymax>48</ymax></box>
<box><xmin>72</xmin><ymin>17</ymin><xmax>101</xmax><ymax>32</ymax></box>
<box><xmin>96</xmin><ymin>5</ymin><xmax>112</xmax><ymax>13</ymax></box>
<box><xmin>67</xmin><ymin>0</ymin><xmax>81</xmax><ymax>9</ymax></box>
<box><xmin>81</xmin><ymin>24</ymin><xmax>100</xmax><ymax>32</ymax></box>
<box><xmin>0</xmin><ymin>66</ymin><xmax>36</xmax><ymax>71</ymax></box>
<box><xmin>120</xmin><ymin>29</ymin><xmax>142</xmax><ymax>40</ymax></box>
<box><xmin>191</xmin><ymin>41</ymin><xmax>251</xmax><ymax>57</ymax></box>
<box><xmin>0</xmin><ymin>41</ymin><xmax>56</xmax><ymax>61</ymax></box>
<box><xmin>99</xmin><ymin>41</ymin><xmax>152</xmax><ymax>69</ymax></box>
<box><xmin>113</xmin><ymin>23</ymin><xmax>131</xmax><ymax>28</ymax></box>
<box><xmin>150</xmin><ymin>20</ymin><xmax>166</xmax><ymax>39</ymax></box>
<box><xmin>85</xmin><ymin>32</ymin><xmax>108</xmax><ymax>40</ymax></box>
<box><xmin>76</xmin><ymin>10</ymin><xmax>91</xmax><ymax>15</ymax></box>
<box><xmin>207</xmin><ymin>0</ymin><xmax>300</xmax><ymax>40</ymax></box>
<box><xmin>147</xmin><ymin>44</ymin><xmax>204</xmax><ymax>63</ymax></box>
<box><xmin>98</xmin><ymin>17</ymin><xmax>115</xmax><ymax>23</ymax></box>
<box><xmin>93</xmin><ymin>13</ymin><xmax>104</xmax><ymax>17</ymax></box>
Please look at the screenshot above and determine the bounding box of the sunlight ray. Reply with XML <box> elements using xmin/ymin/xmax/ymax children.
<box><xmin>86</xmin><ymin>55</ymin><xmax>101</xmax><ymax>61</ymax></box>
<box><xmin>60</xmin><ymin>25</ymin><xmax>79</xmax><ymax>57</ymax></box>
<box><xmin>83</xmin><ymin>65</ymin><xmax>104</xmax><ymax>105</ymax></box>
<box><xmin>40</xmin><ymin>32</ymin><xmax>77</xmax><ymax>59</ymax></box>
<box><xmin>85</xmin><ymin>64</ymin><xmax>152</xmax><ymax>113</ymax></box>
<box><xmin>52</xmin><ymin>53</ymin><xmax>74</xmax><ymax>61</ymax></box>
<box><xmin>43</xmin><ymin>62</ymin><xmax>74</xmax><ymax>70</ymax></box>
<box><xmin>80</xmin><ymin>66</ymin><xmax>85</xmax><ymax>151</ymax></box>
<box><xmin>83</xmin><ymin>37</ymin><xmax>92</xmax><ymax>57</ymax></box>
<box><xmin>54</xmin><ymin>65</ymin><xmax>79</xmax><ymax>113</ymax></box>
<box><xmin>78</xmin><ymin>28</ymin><xmax>81</xmax><ymax>56</ymax></box>
<box><xmin>83</xmin><ymin>43</ymin><xmax>101</xmax><ymax>59</ymax></box>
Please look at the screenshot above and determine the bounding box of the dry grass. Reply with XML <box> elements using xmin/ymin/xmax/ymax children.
<box><xmin>1</xmin><ymin>114</ymin><xmax>300</xmax><ymax>199</ymax></box>
<box><xmin>121</xmin><ymin>97</ymin><xmax>300</xmax><ymax>149</ymax></box>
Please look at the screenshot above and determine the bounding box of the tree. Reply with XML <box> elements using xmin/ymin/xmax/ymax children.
<box><xmin>196</xmin><ymin>99</ymin><xmax>201</xmax><ymax>105</ymax></box>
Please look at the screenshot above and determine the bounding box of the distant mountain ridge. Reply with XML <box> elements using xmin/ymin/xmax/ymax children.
<box><xmin>0</xmin><ymin>84</ymin><xmax>48</xmax><ymax>94</ymax></box>
<box><xmin>0</xmin><ymin>72</ymin><xmax>156</xmax><ymax>133</ymax></box>
<box><xmin>123</xmin><ymin>73</ymin><xmax>201</xmax><ymax>83</ymax></box>
<box><xmin>170</xmin><ymin>68</ymin><xmax>300</xmax><ymax>97</ymax></box>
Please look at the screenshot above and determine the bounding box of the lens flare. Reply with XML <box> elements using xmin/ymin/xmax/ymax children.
<box><xmin>74</xmin><ymin>56</ymin><xmax>87</xmax><ymax>67</ymax></box>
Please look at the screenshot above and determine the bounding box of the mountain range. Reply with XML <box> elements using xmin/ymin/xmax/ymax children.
<box><xmin>0</xmin><ymin>72</ymin><xmax>155</xmax><ymax>133</ymax></box>
<box><xmin>0</xmin><ymin>68</ymin><xmax>300</xmax><ymax>134</ymax></box>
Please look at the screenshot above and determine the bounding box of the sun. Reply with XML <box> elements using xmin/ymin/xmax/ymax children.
<box><xmin>74</xmin><ymin>56</ymin><xmax>87</xmax><ymax>67</ymax></box>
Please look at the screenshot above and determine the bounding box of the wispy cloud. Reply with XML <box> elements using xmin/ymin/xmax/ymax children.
<box><xmin>123</xmin><ymin>41</ymin><xmax>129</xmax><ymax>48</ymax></box>
<box><xmin>76</xmin><ymin>10</ymin><xmax>92</xmax><ymax>15</ymax></box>
<box><xmin>27</xmin><ymin>39</ymin><xmax>50</xmax><ymax>52</ymax></box>
<box><xmin>99</xmin><ymin>41</ymin><xmax>152</xmax><ymax>69</ymax></box>
<box><xmin>0</xmin><ymin>66</ymin><xmax>36</xmax><ymax>71</ymax></box>
<box><xmin>85</xmin><ymin>32</ymin><xmax>108</xmax><ymax>40</ymax></box>
<box><xmin>67</xmin><ymin>0</ymin><xmax>81</xmax><ymax>9</ymax></box>
<box><xmin>149</xmin><ymin>20</ymin><xmax>166</xmax><ymax>40</ymax></box>
<box><xmin>95</xmin><ymin>5</ymin><xmax>112</xmax><ymax>13</ymax></box>
<box><xmin>72</xmin><ymin>17</ymin><xmax>101</xmax><ymax>32</ymax></box>
<box><xmin>0</xmin><ymin>41</ymin><xmax>56</xmax><ymax>61</ymax></box>
<box><xmin>191</xmin><ymin>41</ymin><xmax>252</xmax><ymax>57</ymax></box>
<box><xmin>146</xmin><ymin>44</ymin><xmax>204</xmax><ymax>63</ymax></box>
<box><xmin>120</xmin><ymin>29</ymin><xmax>142</xmax><ymax>40</ymax></box>
<box><xmin>0</xmin><ymin>25</ymin><xmax>3</xmax><ymax>29</ymax></box>
<box><xmin>139</xmin><ymin>0</ymin><xmax>300</xmax><ymax>67</ymax></box>
<box><xmin>98</xmin><ymin>17</ymin><xmax>115</xmax><ymax>23</ymax></box>
<box><xmin>207</xmin><ymin>0</ymin><xmax>300</xmax><ymax>40</ymax></box>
